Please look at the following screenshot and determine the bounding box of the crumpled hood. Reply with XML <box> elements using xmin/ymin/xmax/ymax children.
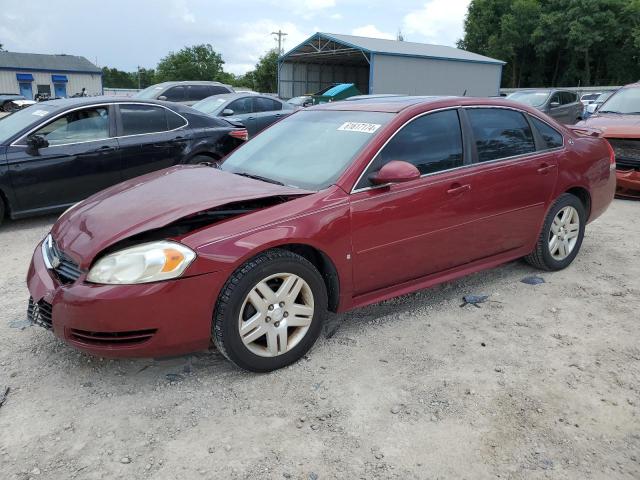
<box><xmin>578</xmin><ymin>113</ymin><xmax>640</xmax><ymax>138</ymax></box>
<box><xmin>51</xmin><ymin>165</ymin><xmax>309</xmax><ymax>268</ymax></box>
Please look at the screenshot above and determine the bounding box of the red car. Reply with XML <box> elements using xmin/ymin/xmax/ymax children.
<box><xmin>27</xmin><ymin>97</ymin><xmax>616</xmax><ymax>372</ymax></box>
<box><xmin>576</xmin><ymin>83</ymin><xmax>640</xmax><ymax>199</ymax></box>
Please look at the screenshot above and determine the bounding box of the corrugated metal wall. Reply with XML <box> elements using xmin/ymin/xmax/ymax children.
<box><xmin>0</xmin><ymin>71</ymin><xmax>102</xmax><ymax>98</ymax></box>
<box><xmin>372</xmin><ymin>55</ymin><xmax>502</xmax><ymax>96</ymax></box>
<box><xmin>279</xmin><ymin>62</ymin><xmax>369</xmax><ymax>99</ymax></box>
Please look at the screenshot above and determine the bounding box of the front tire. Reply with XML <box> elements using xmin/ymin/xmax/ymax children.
<box><xmin>212</xmin><ymin>249</ymin><xmax>327</xmax><ymax>372</ymax></box>
<box><xmin>525</xmin><ymin>193</ymin><xmax>586</xmax><ymax>271</ymax></box>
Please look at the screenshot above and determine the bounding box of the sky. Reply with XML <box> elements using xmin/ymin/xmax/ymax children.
<box><xmin>0</xmin><ymin>0</ymin><xmax>472</xmax><ymax>75</ymax></box>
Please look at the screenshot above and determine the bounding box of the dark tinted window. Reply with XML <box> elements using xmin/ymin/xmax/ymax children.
<box><xmin>254</xmin><ymin>97</ymin><xmax>282</xmax><ymax>112</ymax></box>
<box><xmin>163</xmin><ymin>86</ymin><xmax>186</xmax><ymax>102</ymax></box>
<box><xmin>549</xmin><ymin>93</ymin><xmax>561</xmax><ymax>106</ymax></box>
<box><xmin>358</xmin><ymin>110</ymin><xmax>463</xmax><ymax>188</ymax></box>
<box><xmin>167</xmin><ymin>109</ymin><xmax>187</xmax><ymax>129</ymax></box>
<box><xmin>208</xmin><ymin>85</ymin><xmax>231</xmax><ymax>95</ymax></box>
<box><xmin>227</xmin><ymin>97</ymin><xmax>252</xmax><ymax>115</ymax></box>
<box><xmin>121</xmin><ymin>105</ymin><xmax>168</xmax><ymax>135</ymax></box>
<box><xmin>560</xmin><ymin>92</ymin><xmax>576</xmax><ymax>104</ymax></box>
<box><xmin>467</xmin><ymin>108</ymin><xmax>535</xmax><ymax>162</ymax></box>
<box><xmin>188</xmin><ymin>85</ymin><xmax>210</xmax><ymax>101</ymax></box>
<box><xmin>531</xmin><ymin>117</ymin><xmax>563</xmax><ymax>149</ymax></box>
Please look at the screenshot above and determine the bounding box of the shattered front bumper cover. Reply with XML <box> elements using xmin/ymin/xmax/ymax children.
<box><xmin>616</xmin><ymin>169</ymin><xmax>640</xmax><ymax>199</ymax></box>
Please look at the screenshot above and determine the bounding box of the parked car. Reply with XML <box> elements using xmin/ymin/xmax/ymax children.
<box><xmin>26</xmin><ymin>96</ymin><xmax>615</xmax><ymax>371</ymax></box>
<box><xmin>582</xmin><ymin>91</ymin><xmax>615</xmax><ymax>119</ymax></box>
<box><xmin>0</xmin><ymin>94</ymin><xmax>27</xmax><ymax>112</ymax></box>
<box><xmin>580</xmin><ymin>92</ymin><xmax>601</xmax><ymax>107</ymax></box>
<box><xmin>576</xmin><ymin>83</ymin><xmax>640</xmax><ymax>198</ymax></box>
<box><xmin>192</xmin><ymin>93</ymin><xmax>295</xmax><ymax>137</ymax></box>
<box><xmin>134</xmin><ymin>81</ymin><xmax>234</xmax><ymax>106</ymax></box>
<box><xmin>312</xmin><ymin>83</ymin><xmax>361</xmax><ymax>104</ymax></box>
<box><xmin>287</xmin><ymin>95</ymin><xmax>313</xmax><ymax>108</ymax></box>
<box><xmin>0</xmin><ymin>97</ymin><xmax>248</xmax><ymax>223</ymax></box>
<box><xmin>507</xmin><ymin>89</ymin><xmax>583</xmax><ymax>124</ymax></box>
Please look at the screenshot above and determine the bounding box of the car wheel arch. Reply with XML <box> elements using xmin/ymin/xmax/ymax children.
<box><xmin>564</xmin><ymin>186</ymin><xmax>591</xmax><ymax>219</ymax></box>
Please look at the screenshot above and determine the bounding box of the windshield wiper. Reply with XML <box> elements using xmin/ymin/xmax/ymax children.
<box><xmin>235</xmin><ymin>172</ymin><xmax>285</xmax><ymax>186</ymax></box>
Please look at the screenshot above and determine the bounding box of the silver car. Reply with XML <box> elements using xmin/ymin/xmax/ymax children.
<box><xmin>507</xmin><ymin>89</ymin><xmax>583</xmax><ymax>124</ymax></box>
<box><xmin>134</xmin><ymin>81</ymin><xmax>234</xmax><ymax>106</ymax></box>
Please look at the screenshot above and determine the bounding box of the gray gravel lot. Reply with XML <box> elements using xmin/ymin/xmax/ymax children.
<box><xmin>0</xmin><ymin>199</ymin><xmax>639</xmax><ymax>479</ymax></box>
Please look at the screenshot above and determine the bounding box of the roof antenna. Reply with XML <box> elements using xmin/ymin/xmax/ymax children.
<box><xmin>462</xmin><ymin>89</ymin><xmax>467</xmax><ymax>96</ymax></box>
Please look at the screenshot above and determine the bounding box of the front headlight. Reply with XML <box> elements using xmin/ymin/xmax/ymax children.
<box><xmin>86</xmin><ymin>241</ymin><xmax>196</xmax><ymax>285</ymax></box>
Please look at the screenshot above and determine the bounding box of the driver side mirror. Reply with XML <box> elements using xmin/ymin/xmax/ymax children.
<box><xmin>157</xmin><ymin>95</ymin><xmax>167</xmax><ymax>101</ymax></box>
<box><xmin>26</xmin><ymin>134</ymin><xmax>49</xmax><ymax>151</ymax></box>
<box><xmin>221</xmin><ymin>108</ymin><xmax>234</xmax><ymax>117</ymax></box>
<box><xmin>370</xmin><ymin>160</ymin><xmax>420</xmax><ymax>186</ymax></box>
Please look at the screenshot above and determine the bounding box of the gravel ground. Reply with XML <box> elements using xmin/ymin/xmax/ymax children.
<box><xmin>0</xmin><ymin>199</ymin><xmax>638</xmax><ymax>480</ymax></box>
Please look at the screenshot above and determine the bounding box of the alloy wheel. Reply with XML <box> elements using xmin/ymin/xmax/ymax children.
<box><xmin>238</xmin><ymin>273</ymin><xmax>315</xmax><ymax>357</ymax></box>
<box><xmin>548</xmin><ymin>206</ymin><xmax>580</xmax><ymax>261</ymax></box>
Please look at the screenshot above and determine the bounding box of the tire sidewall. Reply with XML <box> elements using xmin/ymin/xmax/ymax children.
<box><xmin>540</xmin><ymin>194</ymin><xmax>586</xmax><ymax>270</ymax></box>
<box><xmin>216</xmin><ymin>254</ymin><xmax>327</xmax><ymax>372</ymax></box>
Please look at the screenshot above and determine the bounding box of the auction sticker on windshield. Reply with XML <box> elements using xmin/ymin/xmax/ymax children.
<box><xmin>32</xmin><ymin>110</ymin><xmax>49</xmax><ymax>117</ymax></box>
<box><xmin>338</xmin><ymin>122</ymin><xmax>382</xmax><ymax>134</ymax></box>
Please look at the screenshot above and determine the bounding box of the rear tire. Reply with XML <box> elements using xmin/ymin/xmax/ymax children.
<box><xmin>525</xmin><ymin>193</ymin><xmax>586</xmax><ymax>271</ymax></box>
<box><xmin>212</xmin><ymin>249</ymin><xmax>328</xmax><ymax>372</ymax></box>
<box><xmin>0</xmin><ymin>196</ymin><xmax>5</xmax><ymax>226</ymax></box>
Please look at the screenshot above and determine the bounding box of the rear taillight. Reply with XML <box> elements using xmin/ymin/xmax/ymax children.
<box><xmin>229</xmin><ymin>129</ymin><xmax>248</xmax><ymax>141</ymax></box>
<box><xmin>605</xmin><ymin>139</ymin><xmax>616</xmax><ymax>168</ymax></box>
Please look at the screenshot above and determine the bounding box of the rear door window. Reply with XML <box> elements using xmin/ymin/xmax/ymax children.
<box><xmin>188</xmin><ymin>85</ymin><xmax>215</xmax><ymax>102</ymax></box>
<box><xmin>254</xmin><ymin>97</ymin><xmax>282</xmax><ymax>112</ymax></box>
<box><xmin>357</xmin><ymin>109</ymin><xmax>463</xmax><ymax>189</ymax></box>
<box><xmin>120</xmin><ymin>104</ymin><xmax>168</xmax><ymax>135</ymax></box>
<box><xmin>207</xmin><ymin>85</ymin><xmax>231</xmax><ymax>96</ymax></box>
<box><xmin>466</xmin><ymin>108</ymin><xmax>535</xmax><ymax>162</ymax></box>
<box><xmin>560</xmin><ymin>92</ymin><xmax>576</xmax><ymax>105</ymax></box>
<box><xmin>531</xmin><ymin>117</ymin><xmax>563</xmax><ymax>149</ymax></box>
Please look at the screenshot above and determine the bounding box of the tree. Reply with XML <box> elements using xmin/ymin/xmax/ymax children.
<box><xmin>251</xmin><ymin>49</ymin><xmax>279</xmax><ymax>93</ymax></box>
<box><xmin>101</xmin><ymin>67</ymin><xmax>136</xmax><ymax>89</ymax></box>
<box><xmin>458</xmin><ymin>0</ymin><xmax>640</xmax><ymax>87</ymax></box>
<box><xmin>156</xmin><ymin>44</ymin><xmax>226</xmax><ymax>82</ymax></box>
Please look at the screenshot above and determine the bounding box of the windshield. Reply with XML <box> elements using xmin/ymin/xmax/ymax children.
<box><xmin>598</xmin><ymin>88</ymin><xmax>640</xmax><ymax>114</ymax></box>
<box><xmin>596</xmin><ymin>92</ymin><xmax>613</xmax><ymax>103</ymax></box>
<box><xmin>581</xmin><ymin>94</ymin><xmax>599</xmax><ymax>101</ymax></box>
<box><xmin>507</xmin><ymin>91</ymin><xmax>551</xmax><ymax>107</ymax></box>
<box><xmin>134</xmin><ymin>85</ymin><xmax>165</xmax><ymax>99</ymax></box>
<box><xmin>192</xmin><ymin>97</ymin><xmax>227</xmax><ymax>115</ymax></box>
<box><xmin>220</xmin><ymin>110</ymin><xmax>394</xmax><ymax>190</ymax></box>
<box><xmin>0</xmin><ymin>104</ymin><xmax>56</xmax><ymax>144</ymax></box>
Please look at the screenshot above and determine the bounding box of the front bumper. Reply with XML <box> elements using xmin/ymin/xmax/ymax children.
<box><xmin>26</xmin><ymin>241</ymin><xmax>225</xmax><ymax>358</ymax></box>
<box><xmin>616</xmin><ymin>169</ymin><xmax>640</xmax><ymax>199</ymax></box>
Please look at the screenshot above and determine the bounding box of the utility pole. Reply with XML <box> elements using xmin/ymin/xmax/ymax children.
<box><xmin>137</xmin><ymin>66</ymin><xmax>141</xmax><ymax>89</ymax></box>
<box><xmin>271</xmin><ymin>29</ymin><xmax>288</xmax><ymax>55</ymax></box>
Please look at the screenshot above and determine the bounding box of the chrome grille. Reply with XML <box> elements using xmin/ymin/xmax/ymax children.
<box><xmin>42</xmin><ymin>235</ymin><xmax>83</xmax><ymax>283</ymax></box>
<box><xmin>27</xmin><ymin>297</ymin><xmax>53</xmax><ymax>330</ymax></box>
<box><xmin>608</xmin><ymin>138</ymin><xmax>640</xmax><ymax>169</ymax></box>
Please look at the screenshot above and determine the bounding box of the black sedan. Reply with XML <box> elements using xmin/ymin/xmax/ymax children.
<box><xmin>0</xmin><ymin>97</ymin><xmax>247</xmax><ymax>223</ymax></box>
<box><xmin>192</xmin><ymin>93</ymin><xmax>295</xmax><ymax>137</ymax></box>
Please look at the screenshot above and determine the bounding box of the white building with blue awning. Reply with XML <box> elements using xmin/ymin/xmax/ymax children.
<box><xmin>0</xmin><ymin>51</ymin><xmax>102</xmax><ymax>100</ymax></box>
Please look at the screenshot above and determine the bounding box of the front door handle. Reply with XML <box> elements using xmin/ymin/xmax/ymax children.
<box><xmin>446</xmin><ymin>183</ymin><xmax>471</xmax><ymax>195</ymax></box>
<box><xmin>537</xmin><ymin>163</ymin><xmax>557</xmax><ymax>174</ymax></box>
<box><xmin>98</xmin><ymin>145</ymin><xmax>116</xmax><ymax>152</ymax></box>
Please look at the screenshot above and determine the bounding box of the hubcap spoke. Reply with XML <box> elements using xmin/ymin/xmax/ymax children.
<box><xmin>238</xmin><ymin>272</ymin><xmax>315</xmax><ymax>358</ymax></box>
<box><xmin>549</xmin><ymin>206</ymin><xmax>580</xmax><ymax>261</ymax></box>
<box><xmin>549</xmin><ymin>236</ymin><xmax>559</xmax><ymax>254</ymax></box>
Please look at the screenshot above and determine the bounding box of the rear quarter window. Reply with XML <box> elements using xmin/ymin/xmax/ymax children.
<box><xmin>530</xmin><ymin>117</ymin><xmax>563</xmax><ymax>149</ymax></box>
<box><xmin>467</xmin><ymin>108</ymin><xmax>536</xmax><ymax>162</ymax></box>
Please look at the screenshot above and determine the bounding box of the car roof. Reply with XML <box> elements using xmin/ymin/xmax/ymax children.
<box><xmin>148</xmin><ymin>81</ymin><xmax>230</xmax><ymax>87</ymax></box>
<box><xmin>36</xmin><ymin>96</ymin><xmax>187</xmax><ymax>112</ymax></box>
<box><xmin>308</xmin><ymin>95</ymin><xmax>548</xmax><ymax>114</ymax></box>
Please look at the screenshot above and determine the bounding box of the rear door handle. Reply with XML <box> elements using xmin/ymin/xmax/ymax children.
<box><xmin>537</xmin><ymin>163</ymin><xmax>557</xmax><ymax>174</ymax></box>
<box><xmin>446</xmin><ymin>183</ymin><xmax>471</xmax><ymax>195</ymax></box>
<box><xmin>98</xmin><ymin>145</ymin><xmax>116</xmax><ymax>152</ymax></box>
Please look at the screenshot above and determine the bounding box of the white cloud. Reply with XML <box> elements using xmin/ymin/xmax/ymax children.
<box><xmin>403</xmin><ymin>0</ymin><xmax>471</xmax><ymax>46</ymax></box>
<box><xmin>271</xmin><ymin>0</ymin><xmax>336</xmax><ymax>19</ymax></box>
<box><xmin>351</xmin><ymin>25</ymin><xmax>394</xmax><ymax>40</ymax></box>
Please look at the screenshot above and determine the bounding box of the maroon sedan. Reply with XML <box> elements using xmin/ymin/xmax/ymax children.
<box><xmin>27</xmin><ymin>97</ymin><xmax>616</xmax><ymax>372</ymax></box>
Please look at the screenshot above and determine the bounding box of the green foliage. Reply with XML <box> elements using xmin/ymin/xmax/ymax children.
<box><xmin>156</xmin><ymin>44</ymin><xmax>226</xmax><ymax>82</ymax></box>
<box><xmin>459</xmin><ymin>0</ymin><xmax>640</xmax><ymax>87</ymax></box>
<box><xmin>102</xmin><ymin>43</ymin><xmax>280</xmax><ymax>93</ymax></box>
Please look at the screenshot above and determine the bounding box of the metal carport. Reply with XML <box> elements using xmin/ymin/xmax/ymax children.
<box><xmin>278</xmin><ymin>32</ymin><xmax>505</xmax><ymax>99</ymax></box>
